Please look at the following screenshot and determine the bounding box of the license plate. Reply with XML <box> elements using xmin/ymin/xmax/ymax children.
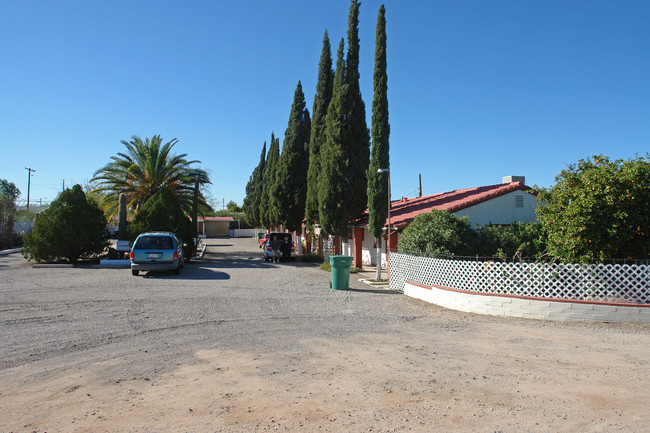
<box><xmin>147</xmin><ymin>253</ymin><xmax>161</xmax><ymax>259</ymax></box>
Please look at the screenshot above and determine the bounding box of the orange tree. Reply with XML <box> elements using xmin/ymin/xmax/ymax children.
<box><xmin>535</xmin><ymin>154</ymin><xmax>650</xmax><ymax>262</ymax></box>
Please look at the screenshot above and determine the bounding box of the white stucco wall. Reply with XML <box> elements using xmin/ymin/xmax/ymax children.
<box><xmin>361</xmin><ymin>229</ymin><xmax>376</xmax><ymax>265</ymax></box>
<box><xmin>453</xmin><ymin>190</ymin><xmax>537</xmax><ymax>226</ymax></box>
<box><xmin>360</xmin><ymin>228</ymin><xmax>400</xmax><ymax>267</ymax></box>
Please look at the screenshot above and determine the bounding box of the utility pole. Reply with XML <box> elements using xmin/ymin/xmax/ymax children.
<box><xmin>25</xmin><ymin>167</ymin><xmax>35</xmax><ymax>211</ymax></box>
<box><xmin>419</xmin><ymin>174</ymin><xmax>422</xmax><ymax>198</ymax></box>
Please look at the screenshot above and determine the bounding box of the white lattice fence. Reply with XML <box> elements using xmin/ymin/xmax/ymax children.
<box><xmin>389</xmin><ymin>253</ymin><xmax>650</xmax><ymax>304</ymax></box>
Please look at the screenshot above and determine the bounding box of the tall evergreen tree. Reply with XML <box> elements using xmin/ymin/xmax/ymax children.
<box><xmin>318</xmin><ymin>39</ymin><xmax>352</xmax><ymax>237</ymax></box>
<box><xmin>344</xmin><ymin>0</ymin><xmax>371</xmax><ymax>221</ymax></box>
<box><xmin>318</xmin><ymin>1</ymin><xmax>371</xmax><ymax>238</ymax></box>
<box><xmin>243</xmin><ymin>141</ymin><xmax>266</xmax><ymax>227</ymax></box>
<box><xmin>273</xmin><ymin>81</ymin><xmax>312</xmax><ymax>232</ymax></box>
<box><xmin>261</xmin><ymin>133</ymin><xmax>280</xmax><ymax>229</ymax></box>
<box><xmin>367</xmin><ymin>5</ymin><xmax>390</xmax><ymax>280</ymax></box>
<box><xmin>305</xmin><ymin>31</ymin><xmax>334</xmax><ymax>228</ymax></box>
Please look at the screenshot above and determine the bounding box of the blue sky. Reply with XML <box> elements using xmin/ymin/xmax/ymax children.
<box><xmin>1</xmin><ymin>1</ymin><xmax>649</xmax><ymax>209</ymax></box>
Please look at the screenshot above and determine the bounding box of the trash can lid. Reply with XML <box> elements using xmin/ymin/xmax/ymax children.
<box><xmin>330</xmin><ymin>255</ymin><xmax>354</xmax><ymax>266</ymax></box>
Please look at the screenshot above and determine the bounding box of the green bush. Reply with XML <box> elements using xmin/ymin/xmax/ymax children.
<box><xmin>475</xmin><ymin>222</ymin><xmax>546</xmax><ymax>260</ymax></box>
<box><xmin>398</xmin><ymin>210</ymin><xmax>546</xmax><ymax>260</ymax></box>
<box><xmin>22</xmin><ymin>185</ymin><xmax>108</xmax><ymax>263</ymax></box>
<box><xmin>127</xmin><ymin>186</ymin><xmax>194</xmax><ymax>259</ymax></box>
<box><xmin>399</xmin><ymin>209</ymin><xmax>475</xmax><ymax>257</ymax></box>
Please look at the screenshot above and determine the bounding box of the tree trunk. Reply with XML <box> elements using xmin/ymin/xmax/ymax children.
<box><xmin>322</xmin><ymin>234</ymin><xmax>329</xmax><ymax>262</ymax></box>
<box><xmin>375</xmin><ymin>236</ymin><xmax>382</xmax><ymax>281</ymax></box>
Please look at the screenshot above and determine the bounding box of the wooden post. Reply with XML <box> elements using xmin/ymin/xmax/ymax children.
<box><xmin>353</xmin><ymin>227</ymin><xmax>363</xmax><ymax>268</ymax></box>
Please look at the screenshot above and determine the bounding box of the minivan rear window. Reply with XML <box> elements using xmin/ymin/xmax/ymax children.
<box><xmin>134</xmin><ymin>236</ymin><xmax>174</xmax><ymax>250</ymax></box>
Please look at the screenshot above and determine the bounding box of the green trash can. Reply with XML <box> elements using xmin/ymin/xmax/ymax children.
<box><xmin>330</xmin><ymin>255</ymin><xmax>354</xmax><ymax>290</ymax></box>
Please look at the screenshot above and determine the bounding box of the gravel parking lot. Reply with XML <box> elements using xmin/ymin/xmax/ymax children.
<box><xmin>1</xmin><ymin>237</ymin><xmax>649</xmax><ymax>432</ymax></box>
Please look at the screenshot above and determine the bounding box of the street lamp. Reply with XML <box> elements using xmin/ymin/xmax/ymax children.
<box><xmin>377</xmin><ymin>168</ymin><xmax>391</xmax><ymax>279</ymax></box>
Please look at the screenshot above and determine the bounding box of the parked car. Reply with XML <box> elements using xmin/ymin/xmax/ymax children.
<box><xmin>259</xmin><ymin>233</ymin><xmax>271</xmax><ymax>248</ymax></box>
<box><xmin>130</xmin><ymin>232</ymin><xmax>184</xmax><ymax>276</ymax></box>
<box><xmin>262</xmin><ymin>233</ymin><xmax>295</xmax><ymax>261</ymax></box>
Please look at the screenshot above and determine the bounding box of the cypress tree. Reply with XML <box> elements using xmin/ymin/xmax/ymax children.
<box><xmin>318</xmin><ymin>38</ymin><xmax>351</xmax><ymax>237</ymax></box>
<box><xmin>118</xmin><ymin>193</ymin><xmax>127</xmax><ymax>241</ymax></box>
<box><xmin>367</xmin><ymin>5</ymin><xmax>390</xmax><ymax>279</ymax></box>
<box><xmin>345</xmin><ymin>0</ymin><xmax>371</xmax><ymax>221</ymax></box>
<box><xmin>305</xmin><ymin>31</ymin><xmax>334</xmax><ymax>228</ymax></box>
<box><xmin>273</xmin><ymin>81</ymin><xmax>312</xmax><ymax>232</ymax></box>
<box><xmin>260</xmin><ymin>133</ymin><xmax>280</xmax><ymax>229</ymax></box>
<box><xmin>250</xmin><ymin>141</ymin><xmax>267</xmax><ymax>226</ymax></box>
<box><xmin>243</xmin><ymin>141</ymin><xmax>266</xmax><ymax>227</ymax></box>
<box><xmin>318</xmin><ymin>1</ymin><xmax>370</xmax><ymax>238</ymax></box>
<box><xmin>367</xmin><ymin>5</ymin><xmax>390</xmax><ymax>240</ymax></box>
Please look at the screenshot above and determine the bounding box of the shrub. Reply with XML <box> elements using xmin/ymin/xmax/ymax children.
<box><xmin>399</xmin><ymin>209</ymin><xmax>476</xmax><ymax>257</ymax></box>
<box><xmin>127</xmin><ymin>186</ymin><xmax>194</xmax><ymax>259</ymax></box>
<box><xmin>475</xmin><ymin>222</ymin><xmax>546</xmax><ymax>260</ymax></box>
<box><xmin>22</xmin><ymin>185</ymin><xmax>108</xmax><ymax>263</ymax></box>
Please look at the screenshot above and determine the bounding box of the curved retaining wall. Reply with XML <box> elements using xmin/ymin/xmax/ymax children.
<box><xmin>404</xmin><ymin>281</ymin><xmax>650</xmax><ymax>324</ymax></box>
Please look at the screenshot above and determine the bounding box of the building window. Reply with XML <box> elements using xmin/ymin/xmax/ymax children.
<box><xmin>515</xmin><ymin>195</ymin><xmax>524</xmax><ymax>208</ymax></box>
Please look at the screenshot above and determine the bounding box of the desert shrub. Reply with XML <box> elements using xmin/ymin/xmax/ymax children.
<box><xmin>22</xmin><ymin>185</ymin><xmax>108</xmax><ymax>263</ymax></box>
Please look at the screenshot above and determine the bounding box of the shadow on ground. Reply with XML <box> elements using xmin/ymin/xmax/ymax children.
<box><xmin>205</xmin><ymin>250</ymin><xmax>310</xmax><ymax>270</ymax></box>
<box><xmin>348</xmin><ymin>287</ymin><xmax>401</xmax><ymax>295</ymax></box>
<box><xmin>138</xmin><ymin>258</ymin><xmax>231</xmax><ymax>280</ymax></box>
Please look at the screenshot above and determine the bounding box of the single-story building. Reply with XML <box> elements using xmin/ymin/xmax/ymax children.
<box><xmin>197</xmin><ymin>216</ymin><xmax>233</xmax><ymax>238</ymax></box>
<box><xmin>107</xmin><ymin>215</ymin><xmax>233</xmax><ymax>238</ymax></box>
<box><xmin>348</xmin><ymin>176</ymin><xmax>538</xmax><ymax>268</ymax></box>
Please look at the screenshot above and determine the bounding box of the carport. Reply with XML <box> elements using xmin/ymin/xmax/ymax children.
<box><xmin>197</xmin><ymin>216</ymin><xmax>233</xmax><ymax>237</ymax></box>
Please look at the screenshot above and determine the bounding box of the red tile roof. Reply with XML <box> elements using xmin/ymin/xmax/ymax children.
<box><xmin>355</xmin><ymin>181</ymin><xmax>533</xmax><ymax>229</ymax></box>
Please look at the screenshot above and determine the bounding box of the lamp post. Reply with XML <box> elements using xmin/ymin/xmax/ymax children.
<box><xmin>377</xmin><ymin>168</ymin><xmax>391</xmax><ymax>279</ymax></box>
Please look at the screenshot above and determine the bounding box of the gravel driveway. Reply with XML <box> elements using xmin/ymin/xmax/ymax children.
<box><xmin>1</xmin><ymin>238</ymin><xmax>648</xmax><ymax>432</ymax></box>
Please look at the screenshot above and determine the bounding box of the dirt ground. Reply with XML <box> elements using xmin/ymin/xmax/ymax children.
<box><xmin>1</xmin><ymin>239</ymin><xmax>649</xmax><ymax>432</ymax></box>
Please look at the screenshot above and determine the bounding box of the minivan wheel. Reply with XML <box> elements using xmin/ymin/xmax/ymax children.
<box><xmin>132</xmin><ymin>269</ymin><xmax>139</xmax><ymax>276</ymax></box>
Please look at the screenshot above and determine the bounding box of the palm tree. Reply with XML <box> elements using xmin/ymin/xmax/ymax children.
<box><xmin>91</xmin><ymin>135</ymin><xmax>212</xmax><ymax>218</ymax></box>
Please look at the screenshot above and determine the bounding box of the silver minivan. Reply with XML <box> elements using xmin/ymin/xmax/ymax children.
<box><xmin>130</xmin><ymin>232</ymin><xmax>184</xmax><ymax>276</ymax></box>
